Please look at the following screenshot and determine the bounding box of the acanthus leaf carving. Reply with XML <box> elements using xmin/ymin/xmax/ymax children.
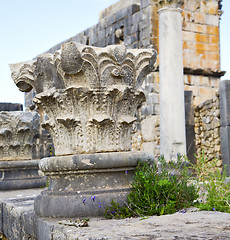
<box><xmin>158</xmin><ymin>0</ymin><xmax>184</xmax><ymax>8</ymax></box>
<box><xmin>10</xmin><ymin>43</ymin><xmax>157</xmax><ymax>156</ymax></box>
<box><xmin>0</xmin><ymin>112</ymin><xmax>39</xmax><ymax>161</ymax></box>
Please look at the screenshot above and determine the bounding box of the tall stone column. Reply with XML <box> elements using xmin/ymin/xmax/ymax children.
<box><xmin>10</xmin><ymin>42</ymin><xmax>156</xmax><ymax>217</ymax></box>
<box><xmin>158</xmin><ymin>0</ymin><xmax>186</xmax><ymax>160</ymax></box>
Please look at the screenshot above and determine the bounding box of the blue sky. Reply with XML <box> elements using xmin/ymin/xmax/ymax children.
<box><xmin>0</xmin><ymin>0</ymin><xmax>229</xmax><ymax>106</ymax></box>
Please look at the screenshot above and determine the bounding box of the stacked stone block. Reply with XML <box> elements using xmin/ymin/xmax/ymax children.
<box><xmin>182</xmin><ymin>0</ymin><xmax>224</xmax><ymax>106</ymax></box>
<box><xmin>140</xmin><ymin>115</ymin><xmax>160</xmax><ymax>156</ymax></box>
<box><xmin>182</xmin><ymin>0</ymin><xmax>220</xmax><ymax>70</ymax></box>
<box><xmin>184</xmin><ymin>75</ymin><xmax>220</xmax><ymax>106</ymax></box>
<box><xmin>139</xmin><ymin>72</ymin><xmax>160</xmax><ymax>117</ymax></box>
<box><xmin>45</xmin><ymin>0</ymin><xmax>155</xmax><ymax>54</ymax></box>
<box><xmin>194</xmin><ymin>91</ymin><xmax>222</xmax><ymax>168</ymax></box>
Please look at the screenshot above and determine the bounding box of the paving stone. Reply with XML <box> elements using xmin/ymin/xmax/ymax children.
<box><xmin>1</xmin><ymin>191</ymin><xmax>230</xmax><ymax>240</ymax></box>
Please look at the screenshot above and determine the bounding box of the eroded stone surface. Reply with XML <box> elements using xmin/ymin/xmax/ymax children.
<box><xmin>10</xmin><ymin>43</ymin><xmax>157</xmax><ymax>156</ymax></box>
<box><xmin>34</xmin><ymin>152</ymin><xmax>154</xmax><ymax>218</ymax></box>
<box><xmin>0</xmin><ymin>111</ymin><xmax>39</xmax><ymax>161</ymax></box>
<box><xmin>1</xmin><ymin>190</ymin><xmax>230</xmax><ymax>240</ymax></box>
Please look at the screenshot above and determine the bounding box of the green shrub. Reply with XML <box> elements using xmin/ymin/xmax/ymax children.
<box><xmin>105</xmin><ymin>151</ymin><xmax>230</xmax><ymax>219</ymax></box>
<box><xmin>105</xmin><ymin>154</ymin><xmax>198</xmax><ymax>218</ymax></box>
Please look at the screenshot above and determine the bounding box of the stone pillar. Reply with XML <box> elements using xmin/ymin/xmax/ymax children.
<box><xmin>220</xmin><ymin>80</ymin><xmax>230</xmax><ymax>176</ymax></box>
<box><xmin>10</xmin><ymin>42</ymin><xmax>157</xmax><ymax>217</ymax></box>
<box><xmin>0</xmin><ymin>111</ymin><xmax>46</xmax><ymax>190</ymax></box>
<box><xmin>158</xmin><ymin>0</ymin><xmax>186</xmax><ymax>160</ymax></box>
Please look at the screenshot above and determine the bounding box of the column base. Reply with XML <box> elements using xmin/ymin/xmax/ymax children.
<box><xmin>34</xmin><ymin>152</ymin><xmax>154</xmax><ymax>218</ymax></box>
<box><xmin>0</xmin><ymin>160</ymin><xmax>47</xmax><ymax>190</ymax></box>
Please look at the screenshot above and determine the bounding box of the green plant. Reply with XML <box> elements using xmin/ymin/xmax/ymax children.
<box><xmin>192</xmin><ymin>152</ymin><xmax>230</xmax><ymax>213</ymax></box>
<box><xmin>105</xmin><ymin>155</ymin><xmax>198</xmax><ymax>218</ymax></box>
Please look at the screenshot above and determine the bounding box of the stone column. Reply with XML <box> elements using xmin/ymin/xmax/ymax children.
<box><xmin>220</xmin><ymin>80</ymin><xmax>230</xmax><ymax>176</ymax></box>
<box><xmin>10</xmin><ymin>42</ymin><xmax>156</xmax><ymax>217</ymax></box>
<box><xmin>0</xmin><ymin>111</ymin><xmax>46</xmax><ymax>190</ymax></box>
<box><xmin>158</xmin><ymin>0</ymin><xmax>186</xmax><ymax>160</ymax></box>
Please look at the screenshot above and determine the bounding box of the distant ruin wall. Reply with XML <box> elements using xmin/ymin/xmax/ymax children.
<box><xmin>194</xmin><ymin>91</ymin><xmax>222</xmax><ymax>167</ymax></box>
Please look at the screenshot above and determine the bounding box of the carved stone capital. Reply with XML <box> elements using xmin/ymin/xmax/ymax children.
<box><xmin>10</xmin><ymin>43</ymin><xmax>157</xmax><ymax>156</ymax></box>
<box><xmin>158</xmin><ymin>0</ymin><xmax>184</xmax><ymax>9</ymax></box>
<box><xmin>0</xmin><ymin>112</ymin><xmax>39</xmax><ymax>161</ymax></box>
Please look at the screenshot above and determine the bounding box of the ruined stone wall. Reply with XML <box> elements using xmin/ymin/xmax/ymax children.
<box><xmin>42</xmin><ymin>0</ymin><xmax>222</xmax><ymax>114</ymax></box>
<box><xmin>194</xmin><ymin>91</ymin><xmax>222</xmax><ymax>168</ymax></box>
<box><xmin>24</xmin><ymin>0</ymin><xmax>224</xmax><ymax>159</ymax></box>
<box><xmin>182</xmin><ymin>0</ymin><xmax>223</xmax><ymax>106</ymax></box>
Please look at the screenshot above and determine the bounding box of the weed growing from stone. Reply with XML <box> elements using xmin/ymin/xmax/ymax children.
<box><xmin>192</xmin><ymin>152</ymin><xmax>230</xmax><ymax>213</ymax></box>
<box><xmin>105</xmin><ymin>155</ymin><xmax>198</xmax><ymax>218</ymax></box>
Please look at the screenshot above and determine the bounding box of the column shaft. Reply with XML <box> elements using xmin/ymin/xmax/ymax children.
<box><xmin>159</xmin><ymin>7</ymin><xmax>186</xmax><ymax>160</ymax></box>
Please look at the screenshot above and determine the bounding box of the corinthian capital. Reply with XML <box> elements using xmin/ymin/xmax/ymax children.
<box><xmin>158</xmin><ymin>0</ymin><xmax>184</xmax><ymax>8</ymax></box>
<box><xmin>0</xmin><ymin>112</ymin><xmax>39</xmax><ymax>161</ymax></box>
<box><xmin>10</xmin><ymin>43</ymin><xmax>157</xmax><ymax>156</ymax></box>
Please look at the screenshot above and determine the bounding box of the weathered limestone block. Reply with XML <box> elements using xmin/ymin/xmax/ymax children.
<box><xmin>0</xmin><ymin>111</ymin><xmax>39</xmax><ymax>161</ymax></box>
<box><xmin>141</xmin><ymin>115</ymin><xmax>157</xmax><ymax>142</ymax></box>
<box><xmin>141</xmin><ymin>142</ymin><xmax>155</xmax><ymax>155</ymax></box>
<box><xmin>10</xmin><ymin>43</ymin><xmax>157</xmax><ymax>156</ymax></box>
<box><xmin>0</xmin><ymin>111</ymin><xmax>46</xmax><ymax>190</ymax></box>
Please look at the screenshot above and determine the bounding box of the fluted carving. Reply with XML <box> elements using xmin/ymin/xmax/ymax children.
<box><xmin>10</xmin><ymin>43</ymin><xmax>157</xmax><ymax>156</ymax></box>
<box><xmin>0</xmin><ymin>112</ymin><xmax>39</xmax><ymax>160</ymax></box>
<box><xmin>158</xmin><ymin>0</ymin><xmax>184</xmax><ymax>8</ymax></box>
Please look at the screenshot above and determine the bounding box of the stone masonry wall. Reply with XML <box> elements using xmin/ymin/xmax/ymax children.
<box><xmin>42</xmin><ymin>0</ymin><xmax>223</xmax><ymax>118</ymax></box>
<box><xmin>182</xmin><ymin>0</ymin><xmax>223</xmax><ymax>106</ymax></box>
<box><xmin>41</xmin><ymin>0</ymin><xmax>223</xmax><ymax>109</ymax></box>
<box><xmin>194</xmin><ymin>91</ymin><xmax>222</xmax><ymax>168</ymax></box>
<box><xmin>182</xmin><ymin>0</ymin><xmax>221</xmax><ymax>71</ymax></box>
<box><xmin>24</xmin><ymin>0</ymin><xmax>224</xmax><ymax>159</ymax></box>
